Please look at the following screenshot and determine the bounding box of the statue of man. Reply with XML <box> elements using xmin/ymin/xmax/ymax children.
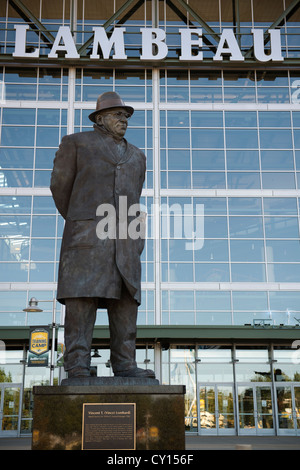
<box><xmin>50</xmin><ymin>92</ymin><xmax>155</xmax><ymax>379</ymax></box>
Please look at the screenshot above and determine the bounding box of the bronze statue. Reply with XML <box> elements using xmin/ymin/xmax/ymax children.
<box><xmin>50</xmin><ymin>92</ymin><xmax>155</xmax><ymax>379</ymax></box>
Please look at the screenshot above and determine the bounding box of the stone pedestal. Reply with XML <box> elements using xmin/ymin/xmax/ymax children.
<box><xmin>32</xmin><ymin>380</ymin><xmax>186</xmax><ymax>450</ymax></box>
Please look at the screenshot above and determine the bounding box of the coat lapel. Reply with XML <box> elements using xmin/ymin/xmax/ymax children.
<box><xmin>94</xmin><ymin>125</ymin><xmax>134</xmax><ymax>165</ymax></box>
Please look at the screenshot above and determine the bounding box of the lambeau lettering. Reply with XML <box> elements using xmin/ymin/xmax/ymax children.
<box><xmin>13</xmin><ymin>25</ymin><xmax>283</xmax><ymax>62</ymax></box>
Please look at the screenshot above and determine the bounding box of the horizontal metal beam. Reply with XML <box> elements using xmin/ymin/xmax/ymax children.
<box><xmin>2</xmin><ymin>53</ymin><xmax>300</xmax><ymax>69</ymax></box>
<box><xmin>1</xmin><ymin>325</ymin><xmax>298</xmax><ymax>341</ymax></box>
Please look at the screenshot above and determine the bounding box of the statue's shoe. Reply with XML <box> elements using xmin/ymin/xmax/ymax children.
<box><xmin>67</xmin><ymin>367</ymin><xmax>90</xmax><ymax>378</ymax></box>
<box><xmin>114</xmin><ymin>367</ymin><xmax>155</xmax><ymax>378</ymax></box>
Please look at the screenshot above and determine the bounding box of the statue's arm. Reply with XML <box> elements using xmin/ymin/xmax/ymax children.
<box><xmin>50</xmin><ymin>135</ymin><xmax>77</xmax><ymax>219</ymax></box>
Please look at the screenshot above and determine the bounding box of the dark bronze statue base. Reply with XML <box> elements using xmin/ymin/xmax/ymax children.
<box><xmin>32</xmin><ymin>383</ymin><xmax>186</xmax><ymax>450</ymax></box>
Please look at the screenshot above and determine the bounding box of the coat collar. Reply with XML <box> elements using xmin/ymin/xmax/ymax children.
<box><xmin>93</xmin><ymin>124</ymin><xmax>134</xmax><ymax>165</ymax></box>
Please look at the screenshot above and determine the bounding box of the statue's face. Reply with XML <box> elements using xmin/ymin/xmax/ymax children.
<box><xmin>96</xmin><ymin>107</ymin><xmax>130</xmax><ymax>139</ymax></box>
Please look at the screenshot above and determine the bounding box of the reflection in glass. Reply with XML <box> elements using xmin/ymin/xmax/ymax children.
<box><xmin>1</xmin><ymin>127</ymin><xmax>35</xmax><ymax>147</ymax></box>
<box><xmin>256</xmin><ymin>387</ymin><xmax>273</xmax><ymax>430</ymax></box>
<box><xmin>263</xmin><ymin>197</ymin><xmax>297</xmax><ymax>215</ymax></box>
<box><xmin>190</xmin><ymin>87</ymin><xmax>222</xmax><ymax>103</ymax></box>
<box><xmin>169</xmin><ymin>358</ymin><xmax>196</xmax><ymax>432</ymax></box>
<box><xmin>227</xmin><ymin>172</ymin><xmax>260</xmax><ymax>189</ymax></box>
<box><xmin>229</xmin><ymin>216</ymin><xmax>263</xmax><ymax>238</ymax></box>
<box><xmin>257</xmin><ymin>88</ymin><xmax>290</xmax><ymax>103</ymax></box>
<box><xmin>264</xmin><ymin>217</ymin><xmax>299</xmax><ymax>238</ymax></box>
<box><xmin>218</xmin><ymin>386</ymin><xmax>235</xmax><ymax>429</ymax></box>
<box><xmin>192</xmin><ymin>150</ymin><xmax>225</xmax><ymax>170</ymax></box>
<box><xmin>226</xmin><ymin>129</ymin><xmax>258</xmax><ymax>148</ymax></box>
<box><xmin>238</xmin><ymin>386</ymin><xmax>255</xmax><ymax>430</ymax></box>
<box><xmin>262</xmin><ymin>173</ymin><xmax>295</xmax><ymax>189</ymax></box>
<box><xmin>224</xmin><ymin>87</ymin><xmax>256</xmax><ymax>103</ymax></box>
<box><xmin>235</xmin><ymin>364</ymin><xmax>271</xmax><ymax>382</ymax></box>
<box><xmin>226</xmin><ymin>150</ymin><xmax>259</xmax><ymax>170</ymax></box>
<box><xmin>276</xmin><ymin>386</ymin><xmax>294</xmax><ymax>429</ymax></box>
<box><xmin>260</xmin><ymin>129</ymin><xmax>293</xmax><ymax>149</ymax></box>
<box><xmin>231</xmin><ymin>263</ymin><xmax>266</xmax><ymax>283</ymax></box>
<box><xmin>1</xmin><ymin>387</ymin><xmax>20</xmax><ymax>431</ymax></box>
<box><xmin>199</xmin><ymin>386</ymin><xmax>216</xmax><ymax>429</ymax></box>
<box><xmin>259</xmin><ymin>111</ymin><xmax>291</xmax><ymax>128</ymax></box>
<box><xmin>225</xmin><ymin>111</ymin><xmax>257</xmax><ymax>127</ymax></box>
<box><xmin>192</xmin><ymin>128</ymin><xmax>223</xmax><ymax>148</ymax></box>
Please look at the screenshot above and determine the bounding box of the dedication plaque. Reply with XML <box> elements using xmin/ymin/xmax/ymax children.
<box><xmin>82</xmin><ymin>403</ymin><xmax>136</xmax><ymax>450</ymax></box>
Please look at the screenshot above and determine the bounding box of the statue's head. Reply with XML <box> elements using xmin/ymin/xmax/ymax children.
<box><xmin>89</xmin><ymin>92</ymin><xmax>134</xmax><ymax>139</ymax></box>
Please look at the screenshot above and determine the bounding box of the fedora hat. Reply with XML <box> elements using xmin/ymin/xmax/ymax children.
<box><xmin>89</xmin><ymin>91</ymin><xmax>134</xmax><ymax>123</ymax></box>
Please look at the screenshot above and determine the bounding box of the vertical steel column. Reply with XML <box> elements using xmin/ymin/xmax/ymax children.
<box><xmin>152</xmin><ymin>0</ymin><xmax>162</xmax><ymax>382</ymax></box>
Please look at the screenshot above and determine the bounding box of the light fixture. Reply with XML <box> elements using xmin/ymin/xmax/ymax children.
<box><xmin>23</xmin><ymin>297</ymin><xmax>43</xmax><ymax>312</ymax></box>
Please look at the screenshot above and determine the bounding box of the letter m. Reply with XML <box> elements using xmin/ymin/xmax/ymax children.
<box><xmin>91</xmin><ymin>27</ymin><xmax>127</xmax><ymax>59</ymax></box>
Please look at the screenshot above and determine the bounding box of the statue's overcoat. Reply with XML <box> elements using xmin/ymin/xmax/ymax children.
<box><xmin>50</xmin><ymin>126</ymin><xmax>146</xmax><ymax>307</ymax></box>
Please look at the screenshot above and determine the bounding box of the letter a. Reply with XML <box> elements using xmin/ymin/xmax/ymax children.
<box><xmin>213</xmin><ymin>29</ymin><xmax>244</xmax><ymax>61</ymax></box>
<box><xmin>48</xmin><ymin>26</ymin><xmax>79</xmax><ymax>59</ymax></box>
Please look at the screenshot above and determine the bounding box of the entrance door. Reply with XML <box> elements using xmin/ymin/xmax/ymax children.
<box><xmin>0</xmin><ymin>384</ymin><xmax>22</xmax><ymax>437</ymax></box>
<box><xmin>275</xmin><ymin>384</ymin><xmax>300</xmax><ymax>435</ymax></box>
<box><xmin>237</xmin><ymin>383</ymin><xmax>274</xmax><ymax>435</ymax></box>
<box><xmin>198</xmin><ymin>384</ymin><xmax>235</xmax><ymax>435</ymax></box>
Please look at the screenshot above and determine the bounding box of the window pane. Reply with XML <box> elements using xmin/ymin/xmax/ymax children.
<box><xmin>226</xmin><ymin>150</ymin><xmax>259</xmax><ymax>170</ymax></box>
<box><xmin>168</xmin><ymin>150</ymin><xmax>190</xmax><ymax>170</ymax></box>
<box><xmin>264</xmin><ymin>217</ymin><xmax>299</xmax><ymax>238</ymax></box>
<box><xmin>195</xmin><ymin>291</ymin><xmax>231</xmax><ymax>311</ymax></box>
<box><xmin>194</xmin><ymin>239</ymin><xmax>229</xmax><ymax>261</ymax></box>
<box><xmin>193</xmin><ymin>172</ymin><xmax>225</xmax><ymax>189</ymax></box>
<box><xmin>192</xmin><ymin>128</ymin><xmax>224</xmax><ymax>148</ymax></box>
<box><xmin>1</xmin><ymin>127</ymin><xmax>35</xmax><ymax>146</ymax></box>
<box><xmin>261</xmin><ymin>150</ymin><xmax>294</xmax><ymax>170</ymax></box>
<box><xmin>226</xmin><ymin>129</ymin><xmax>258</xmax><ymax>148</ymax></box>
<box><xmin>195</xmin><ymin>263</ymin><xmax>230</xmax><ymax>282</ymax></box>
<box><xmin>259</xmin><ymin>111</ymin><xmax>291</xmax><ymax>127</ymax></box>
<box><xmin>230</xmin><ymin>240</ymin><xmax>265</xmax><ymax>262</ymax></box>
<box><xmin>263</xmin><ymin>198</ymin><xmax>298</xmax><ymax>215</ymax></box>
<box><xmin>2</xmin><ymin>108</ymin><xmax>35</xmax><ymax>125</ymax></box>
<box><xmin>191</xmin><ymin>111</ymin><xmax>223</xmax><ymax>127</ymax></box>
<box><xmin>231</xmin><ymin>263</ymin><xmax>266</xmax><ymax>282</ymax></box>
<box><xmin>229</xmin><ymin>217</ymin><xmax>263</xmax><ymax>238</ymax></box>
<box><xmin>167</xmin><ymin>128</ymin><xmax>190</xmax><ymax>148</ymax></box>
<box><xmin>232</xmin><ymin>291</ymin><xmax>268</xmax><ymax>311</ymax></box>
<box><xmin>228</xmin><ymin>198</ymin><xmax>262</xmax><ymax>214</ymax></box>
<box><xmin>266</xmin><ymin>240</ymin><xmax>300</xmax><ymax>262</ymax></box>
<box><xmin>262</xmin><ymin>173</ymin><xmax>295</xmax><ymax>189</ymax></box>
<box><xmin>192</xmin><ymin>150</ymin><xmax>225</xmax><ymax>170</ymax></box>
<box><xmin>259</xmin><ymin>129</ymin><xmax>293</xmax><ymax>149</ymax></box>
<box><xmin>36</xmin><ymin>127</ymin><xmax>60</xmax><ymax>147</ymax></box>
<box><xmin>0</xmin><ymin>148</ymin><xmax>34</xmax><ymax>168</ymax></box>
<box><xmin>225</xmin><ymin>111</ymin><xmax>257</xmax><ymax>127</ymax></box>
<box><xmin>227</xmin><ymin>172</ymin><xmax>260</xmax><ymax>189</ymax></box>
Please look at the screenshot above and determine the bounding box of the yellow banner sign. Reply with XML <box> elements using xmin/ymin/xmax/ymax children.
<box><xmin>29</xmin><ymin>328</ymin><xmax>49</xmax><ymax>356</ymax></box>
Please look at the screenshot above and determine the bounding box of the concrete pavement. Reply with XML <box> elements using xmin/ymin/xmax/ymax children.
<box><xmin>0</xmin><ymin>435</ymin><xmax>299</xmax><ymax>450</ymax></box>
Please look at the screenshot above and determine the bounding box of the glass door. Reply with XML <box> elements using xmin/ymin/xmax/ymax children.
<box><xmin>237</xmin><ymin>383</ymin><xmax>274</xmax><ymax>435</ymax></box>
<box><xmin>198</xmin><ymin>384</ymin><xmax>235</xmax><ymax>435</ymax></box>
<box><xmin>0</xmin><ymin>384</ymin><xmax>21</xmax><ymax>437</ymax></box>
<box><xmin>276</xmin><ymin>384</ymin><xmax>300</xmax><ymax>435</ymax></box>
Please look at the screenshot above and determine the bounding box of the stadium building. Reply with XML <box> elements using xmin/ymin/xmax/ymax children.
<box><xmin>0</xmin><ymin>0</ymin><xmax>300</xmax><ymax>437</ymax></box>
